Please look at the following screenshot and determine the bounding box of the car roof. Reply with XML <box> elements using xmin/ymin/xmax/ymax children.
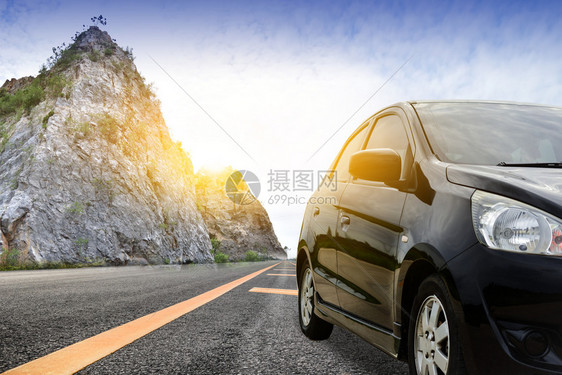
<box><xmin>405</xmin><ymin>100</ymin><xmax>561</xmax><ymax>108</ymax></box>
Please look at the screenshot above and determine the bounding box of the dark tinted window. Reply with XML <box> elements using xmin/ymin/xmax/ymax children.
<box><xmin>333</xmin><ymin>124</ymin><xmax>370</xmax><ymax>181</ymax></box>
<box><xmin>365</xmin><ymin>115</ymin><xmax>411</xmax><ymax>179</ymax></box>
<box><xmin>414</xmin><ymin>102</ymin><xmax>562</xmax><ymax>165</ymax></box>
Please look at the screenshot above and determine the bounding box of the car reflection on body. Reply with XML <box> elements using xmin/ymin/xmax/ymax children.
<box><xmin>297</xmin><ymin>101</ymin><xmax>562</xmax><ymax>374</ymax></box>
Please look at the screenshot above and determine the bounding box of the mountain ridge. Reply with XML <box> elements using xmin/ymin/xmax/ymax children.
<box><xmin>0</xmin><ymin>26</ymin><xmax>286</xmax><ymax>266</ymax></box>
<box><xmin>0</xmin><ymin>26</ymin><xmax>212</xmax><ymax>265</ymax></box>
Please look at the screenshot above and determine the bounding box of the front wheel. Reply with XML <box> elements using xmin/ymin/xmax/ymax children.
<box><xmin>298</xmin><ymin>264</ymin><xmax>333</xmax><ymax>340</ymax></box>
<box><xmin>408</xmin><ymin>275</ymin><xmax>466</xmax><ymax>375</ymax></box>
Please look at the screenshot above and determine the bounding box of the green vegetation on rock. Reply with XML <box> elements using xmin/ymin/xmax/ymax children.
<box><xmin>67</xmin><ymin>201</ymin><xmax>85</xmax><ymax>215</ymax></box>
<box><xmin>0</xmin><ymin>246</ymin><xmax>105</xmax><ymax>271</ymax></box>
<box><xmin>42</xmin><ymin>109</ymin><xmax>54</xmax><ymax>128</ymax></box>
<box><xmin>244</xmin><ymin>250</ymin><xmax>260</xmax><ymax>262</ymax></box>
<box><xmin>210</xmin><ymin>238</ymin><xmax>230</xmax><ymax>263</ymax></box>
<box><xmin>214</xmin><ymin>251</ymin><xmax>229</xmax><ymax>263</ymax></box>
<box><xmin>0</xmin><ymin>82</ymin><xmax>44</xmax><ymax>116</ymax></box>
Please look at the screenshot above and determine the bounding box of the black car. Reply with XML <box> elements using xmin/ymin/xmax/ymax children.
<box><xmin>297</xmin><ymin>101</ymin><xmax>562</xmax><ymax>375</ymax></box>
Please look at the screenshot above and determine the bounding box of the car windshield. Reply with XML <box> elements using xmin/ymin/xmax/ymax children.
<box><xmin>413</xmin><ymin>102</ymin><xmax>562</xmax><ymax>165</ymax></box>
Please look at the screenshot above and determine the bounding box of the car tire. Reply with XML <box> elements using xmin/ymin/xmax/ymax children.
<box><xmin>408</xmin><ymin>274</ymin><xmax>466</xmax><ymax>375</ymax></box>
<box><xmin>298</xmin><ymin>263</ymin><xmax>333</xmax><ymax>340</ymax></box>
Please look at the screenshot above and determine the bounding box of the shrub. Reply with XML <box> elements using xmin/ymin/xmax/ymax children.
<box><xmin>88</xmin><ymin>50</ymin><xmax>101</xmax><ymax>62</ymax></box>
<box><xmin>0</xmin><ymin>248</ymin><xmax>20</xmax><ymax>268</ymax></box>
<box><xmin>0</xmin><ymin>81</ymin><xmax>45</xmax><ymax>117</ymax></box>
<box><xmin>0</xmin><ymin>91</ymin><xmax>17</xmax><ymax>115</ymax></box>
<box><xmin>21</xmin><ymin>83</ymin><xmax>44</xmax><ymax>112</ymax></box>
<box><xmin>45</xmin><ymin>74</ymin><xmax>71</xmax><ymax>98</ymax></box>
<box><xmin>74</xmin><ymin>238</ymin><xmax>89</xmax><ymax>254</ymax></box>
<box><xmin>210</xmin><ymin>238</ymin><xmax>221</xmax><ymax>254</ymax></box>
<box><xmin>214</xmin><ymin>251</ymin><xmax>229</xmax><ymax>263</ymax></box>
<box><xmin>74</xmin><ymin>238</ymin><xmax>89</xmax><ymax>246</ymax></box>
<box><xmin>47</xmin><ymin>45</ymin><xmax>81</xmax><ymax>71</ymax></box>
<box><xmin>55</xmin><ymin>48</ymin><xmax>81</xmax><ymax>71</ymax></box>
<box><xmin>67</xmin><ymin>201</ymin><xmax>85</xmax><ymax>215</ymax></box>
<box><xmin>42</xmin><ymin>109</ymin><xmax>54</xmax><ymax>128</ymax></box>
<box><xmin>244</xmin><ymin>250</ymin><xmax>260</xmax><ymax>262</ymax></box>
<box><xmin>104</xmin><ymin>47</ymin><xmax>114</xmax><ymax>57</ymax></box>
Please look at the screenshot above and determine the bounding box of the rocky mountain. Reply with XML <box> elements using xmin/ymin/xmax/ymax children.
<box><xmin>0</xmin><ymin>26</ymin><xmax>214</xmax><ymax>265</ymax></box>
<box><xmin>195</xmin><ymin>168</ymin><xmax>286</xmax><ymax>261</ymax></box>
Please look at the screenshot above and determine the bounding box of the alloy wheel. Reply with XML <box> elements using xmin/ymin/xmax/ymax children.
<box><xmin>300</xmin><ymin>268</ymin><xmax>314</xmax><ymax>326</ymax></box>
<box><xmin>414</xmin><ymin>295</ymin><xmax>450</xmax><ymax>375</ymax></box>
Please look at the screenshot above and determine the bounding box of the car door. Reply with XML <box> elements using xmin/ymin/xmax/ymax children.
<box><xmin>335</xmin><ymin>110</ymin><xmax>414</xmax><ymax>330</ymax></box>
<box><xmin>309</xmin><ymin>121</ymin><xmax>371</xmax><ymax>308</ymax></box>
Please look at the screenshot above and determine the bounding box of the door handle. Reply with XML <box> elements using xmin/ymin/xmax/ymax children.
<box><xmin>313</xmin><ymin>207</ymin><xmax>320</xmax><ymax>217</ymax></box>
<box><xmin>340</xmin><ymin>215</ymin><xmax>350</xmax><ymax>226</ymax></box>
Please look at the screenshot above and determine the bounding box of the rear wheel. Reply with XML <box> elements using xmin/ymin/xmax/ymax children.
<box><xmin>298</xmin><ymin>264</ymin><xmax>333</xmax><ymax>340</ymax></box>
<box><xmin>408</xmin><ymin>275</ymin><xmax>466</xmax><ymax>375</ymax></box>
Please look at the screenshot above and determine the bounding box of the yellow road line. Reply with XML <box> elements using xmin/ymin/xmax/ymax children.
<box><xmin>266</xmin><ymin>273</ymin><xmax>296</xmax><ymax>276</ymax></box>
<box><xmin>249</xmin><ymin>287</ymin><xmax>298</xmax><ymax>296</ymax></box>
<box><xmin>288</xmin><ymin>261</ymin><xmax>296</xmax><ymax>266</ymax></box>
<box><xmin>2</xmin><ymin>263</ymin><xmax>280</xmax><ymax>375</ymax></box>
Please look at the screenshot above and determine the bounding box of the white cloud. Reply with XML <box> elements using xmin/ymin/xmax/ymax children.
<box><xmin>2</xmin><ymin>0</ymin><xmax>562</xmax><ymax>257</ymax></box>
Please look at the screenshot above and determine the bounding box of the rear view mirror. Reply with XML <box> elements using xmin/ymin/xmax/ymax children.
<box><xmin>349</xmin><ymin>148</ymin><xmax>401</xmax><ymax>182</ymax></box>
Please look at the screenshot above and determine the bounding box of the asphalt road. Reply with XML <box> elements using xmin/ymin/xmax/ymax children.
<box><xmin>0</xmin><ymin>261</ymin><xmax>408</xmax><ymax>374</ymax></box>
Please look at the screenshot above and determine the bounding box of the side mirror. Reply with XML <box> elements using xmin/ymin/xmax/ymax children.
<box><xmin>349</xmin><ymin>148</ymin><xmax>401</xmax><ymax>182</ymax></box>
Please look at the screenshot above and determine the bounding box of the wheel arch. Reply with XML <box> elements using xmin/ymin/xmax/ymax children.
<box><xmin>396</xmin><ymin>244</ymin><xmax>461</xmax><ymax>361</ymax></box>
<box><xmin>296</xmin><ymin>240</ymin><xmax>312</xmax><ymax>288</ymax></box>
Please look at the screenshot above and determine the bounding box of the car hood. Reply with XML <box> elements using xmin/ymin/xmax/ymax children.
<box><xmin>446</xmin><ymin>164</ymin><xmax>562</xmax><ymax>218</ymax></box>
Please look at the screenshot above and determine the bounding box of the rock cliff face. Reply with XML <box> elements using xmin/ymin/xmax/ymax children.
<box><xmin>0</xmin><ymin>27</ymin><xmax>212</xmax><ymax>264</ymax></box>
<box><xmin>195</xmin><ymin>168</ymin><xmax>286</xmax><ymax>261</ymax></box>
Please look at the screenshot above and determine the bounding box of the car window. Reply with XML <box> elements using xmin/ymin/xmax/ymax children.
<box><xmin>333</xmin><ymin>124</ymin><xmax>370</xmax><ymax>182</ymax></box>
<box><xmin>364</xmin><ymin>115</ymin><xmax>412</xmax><ymax>180</ymax></box>
<box><xmin>413</xmin><ymin>102</ymin><xmax>562</xmax><ymax>165</ymax></box>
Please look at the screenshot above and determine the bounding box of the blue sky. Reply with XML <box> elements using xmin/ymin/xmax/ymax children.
<box><xmin>2</xmin><ymin>0</ymin><xmax>562</xmax><ymax>256</ymax></box>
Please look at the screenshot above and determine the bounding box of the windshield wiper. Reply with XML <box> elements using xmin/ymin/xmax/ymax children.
<box><xmin>497</xmin><ymin>162</ymin><xmax>562</xmax><ymax>168</ymax></box>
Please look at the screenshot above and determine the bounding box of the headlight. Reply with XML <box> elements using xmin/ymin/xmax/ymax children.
<box><xmin>471</xmin><ymin>190</ymin><xmax>562</xmax><ymax>256</ymax></box>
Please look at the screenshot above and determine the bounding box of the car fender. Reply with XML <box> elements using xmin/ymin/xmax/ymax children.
<box><xmin>296</xmin><ymin>240</ymin><xmax>312</xmax><ymax>287</ymax></box>
<box><xmin>395</xmin><ymin>243</ymin><xmax>468</xmax><ymax>360</ymax></box>
<box><xmin>397</xmin><ymin>243</ymin><xmax>465</xmax><ymax>311</ymax></box>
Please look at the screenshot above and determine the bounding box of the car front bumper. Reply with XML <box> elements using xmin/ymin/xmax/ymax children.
<box><xmin>447</xmin><ymin>243</ymin><xmax>562</xmax><ymax>374</ymax></box>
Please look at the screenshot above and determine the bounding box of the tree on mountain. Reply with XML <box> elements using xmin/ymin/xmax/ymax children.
<box><xmin>90</xmin><ymin>15</ymin><xmax>107</xmax><ymax>27</ymax></box>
